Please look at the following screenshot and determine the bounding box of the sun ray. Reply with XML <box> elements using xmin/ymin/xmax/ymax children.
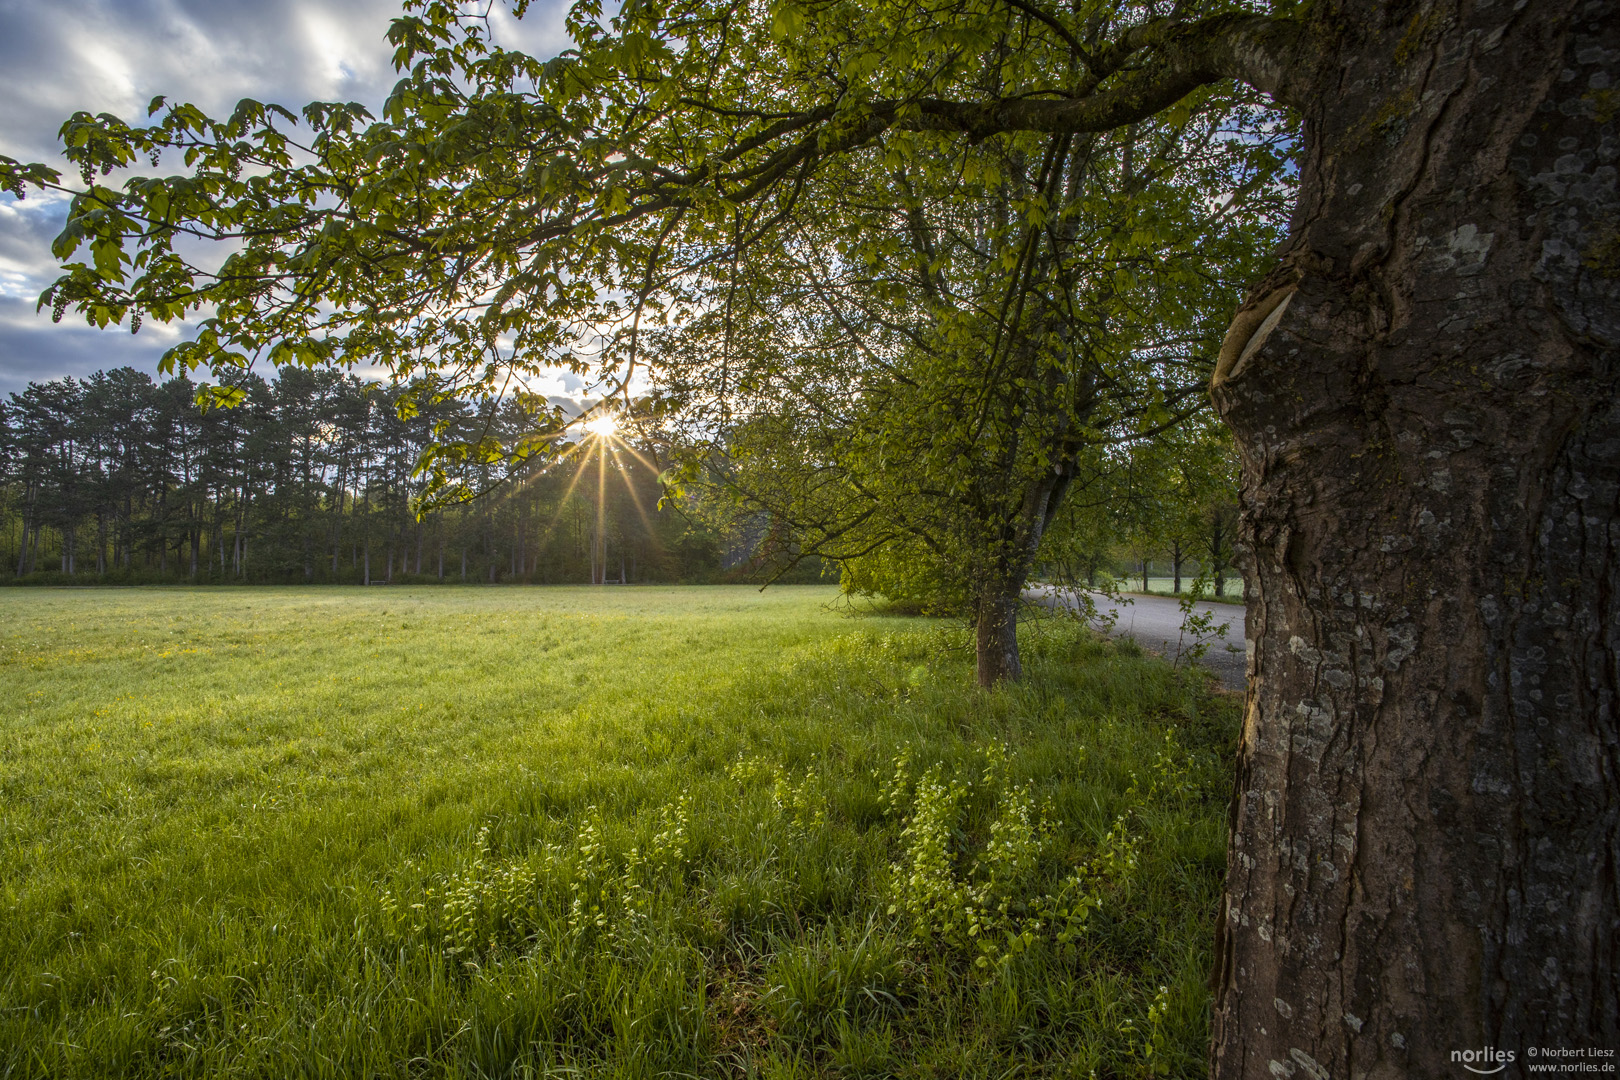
<box><xmin>476</xmin><ymin>412</ymin><xmax>656</xmax><ymax>584</ymax></box>
<box><xmin>527</xmin><ymin>441</ymin><xmax>597</xmax><ymax>549</ymax></box>
<box><xmin>525</xmin><ymin>455</ymin><xmax>596</xmax><ymax>567</ymax></box>
<box><xmin>608</xmin><ymin>442</ymin><xmax>659</xmax><ymax>541</ymax></box>
<box><xmin>616</xmin><ymin>442</ymin><xmax>663</xmax><ymax>477</ymax></box>
<box><xmin>497</xmin><ymin>432</ymin><xmax>581</xmax><ymax>501</ymax></box>
<box><xmin>553</xmin><ymin>447</ymin><xmax>594</xmax><ymax>508</ymax></box>
<box><xmin>595</xmin><ymin>432</ymin><xmax>608</xmax><ymax>583</ymax></box>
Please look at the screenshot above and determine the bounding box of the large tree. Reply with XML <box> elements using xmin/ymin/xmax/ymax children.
<box><xmin>2</xmin><ymin>0</ymin><xmax>1613</xmax><ymax>1071</ymax></box>
<box><xmin>659</xmin><ymin>101</ymin><xmax>1285</xmax><ymax>684</ymax></box>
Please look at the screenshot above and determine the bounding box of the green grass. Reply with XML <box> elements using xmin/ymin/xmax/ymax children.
<box><xmin>0</xmin><ymin>586</ymin><xmax>1237</xmax><ymax>1079</ymax></box>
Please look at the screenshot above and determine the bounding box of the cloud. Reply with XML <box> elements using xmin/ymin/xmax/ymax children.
<box><xmin>1</xmin><ymin>1</ymin><xmax>399</xmax><ymax>162</ymax></box>
<box><xmin>0</xmin><ymin>296</ymin><xmax>173</xmax><ymax>393</ymax></box>
<box><xmin>0</xmin><ymin>193</ymin><xmax>72</xmax><ymax>302</ymax></box>
<box><xmin>0</xmin><ymin>0</ymin><xmax>573</xmax><ymax>393</ymax></box>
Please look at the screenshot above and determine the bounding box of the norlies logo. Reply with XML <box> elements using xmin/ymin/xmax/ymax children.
<box><xmin>1453</xmin><ymin>1047</ymin><xmax>1517</xmax><ymax>1074</ymax></box>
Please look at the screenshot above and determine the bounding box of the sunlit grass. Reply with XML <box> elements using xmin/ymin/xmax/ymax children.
<box><xmin>0</xmin><ymin>586</ymin><xmax>1236</xmax><ymax>1078</ymax></box>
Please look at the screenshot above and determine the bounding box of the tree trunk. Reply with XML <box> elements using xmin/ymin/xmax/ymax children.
<box><xmin>971</xmin><ymin>471</ymin><xmax>1072</xmax><ymax>687</ymax></box>
<box><xmin>1209</xmin><ymin>3</ymin><xmax>1618</xmax><ymax>1075</ymax></box>
<box><xmin>1209</xmin><ymin>512</ymin><xmax>1229</xmax><ymax>598</ymax></box>
<box><xmin>974</xmin><ymin>593</ymin><xmax>1021</xmax><ymax>687</ymax></box>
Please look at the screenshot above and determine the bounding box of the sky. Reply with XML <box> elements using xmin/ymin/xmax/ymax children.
<box><xmin>0</xmin><ymin>0</ymin><xmax>577</xmax><ymax>399</ymax></box>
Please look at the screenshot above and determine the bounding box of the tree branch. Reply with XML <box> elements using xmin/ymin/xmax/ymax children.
<box><xmin>906</xmin><ymin>14</ymin><xmax>1307</xmax><ymax>140</ymax></box>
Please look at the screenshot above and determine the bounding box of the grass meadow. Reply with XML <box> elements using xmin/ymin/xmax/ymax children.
<box><xmin>0</xmin><ymin>586</ymin><xmax>1238</xmax><ymax>1079</ymax></box>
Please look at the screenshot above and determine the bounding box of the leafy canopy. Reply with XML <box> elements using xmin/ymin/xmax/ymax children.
<box><xmin>0</xmin><ymin>0</ymin><xmax>1303</xmax><ymax>489</ymax></box>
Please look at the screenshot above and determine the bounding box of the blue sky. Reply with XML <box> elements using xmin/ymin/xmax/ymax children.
<box><xmin>0</xmin><ymin>0</ymin><xmax>573</xmax><ymax>397</ymax></box>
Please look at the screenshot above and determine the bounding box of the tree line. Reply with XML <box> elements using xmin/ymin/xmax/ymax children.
<box><xmin>0</xmin><ymin>366</ymin><xmax>720</xmax><ymax>585</ymax></box>
<box><xmin>1034</xmin><ymin>416</ymin><xmax>1241</xmax><ymax>600</ymax></box>
<box><xmin>2</xmin><ymin>361</ymin><xmax>1232</xmax><ymax>597</ymax></box>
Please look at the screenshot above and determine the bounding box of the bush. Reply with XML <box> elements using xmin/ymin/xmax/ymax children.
<box><xmin>838</xmin><ymin>542</ymin><xmax>968</xmax><ymax>616</ymax></box>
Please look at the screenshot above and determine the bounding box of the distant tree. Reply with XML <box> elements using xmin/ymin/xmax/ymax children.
<box><xmin>659</xmin><ymin>93</ymin><xmax>1284</xmax><ymax>681</ymax></box>
<box><xmin>1150</xmin><ymin>418</ymin><xmax>1239</xmax><ymax>598</ymax></box>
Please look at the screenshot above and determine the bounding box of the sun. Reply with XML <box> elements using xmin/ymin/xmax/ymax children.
<box><xmin>583</xmin><ymin>414</ymin><xmax>618</xmax><ymax>438</ymax></box>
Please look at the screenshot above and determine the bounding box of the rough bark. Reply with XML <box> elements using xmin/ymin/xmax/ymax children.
<box><xmin>972</xmin><ymin>466</ymin><xmax>1073</xmax><ymax>687</ymax></box>
<box><xmin>1209</xmin><ymin>1</ymin><xmax>1619</xmax><ymax>1075</ymax></box>
<box><xmin>976</xmin><ymin>595</ymin><xmax>1023</xmax><ymax>686</ymax></box>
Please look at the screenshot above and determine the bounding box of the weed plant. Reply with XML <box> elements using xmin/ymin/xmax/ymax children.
<box><xmin>0</xmin><ymin>586</ymin><xmax>1237</xmax><ymax>1078</ymax></box>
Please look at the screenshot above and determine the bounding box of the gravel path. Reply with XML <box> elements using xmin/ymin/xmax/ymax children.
<box><xmin>1026</xmin><ymin>585</ymin><xmax>1248</xmax><ymax>691</ymax></box>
